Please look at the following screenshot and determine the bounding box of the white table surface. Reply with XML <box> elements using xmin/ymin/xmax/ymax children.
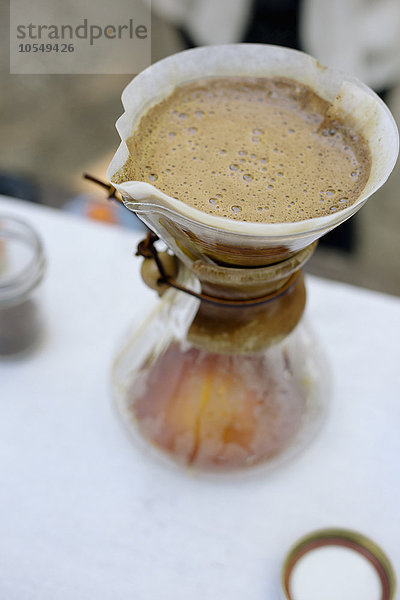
<box><xmin>0</xmin><ymin>196</ymin><xmax>399</xmax><ymax>599</ymax></box>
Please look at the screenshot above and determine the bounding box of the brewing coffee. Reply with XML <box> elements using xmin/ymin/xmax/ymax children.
<box><xmin>115</xmin><ymin>77</ymin><xmax>371</xmax><ymax>223</ymax></box>
<box><xmin>109</xmin><ymin>44</ymin><xmax>398</xmax><ymax>474</ymax></box>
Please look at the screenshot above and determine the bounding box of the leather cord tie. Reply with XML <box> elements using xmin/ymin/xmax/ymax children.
<box><xmin>136</xmin><ymin>233</ymin><xmax>299</xmax><ymax>308</ymax></box>
<box><xmin>83</xmin><ymin>173</ymin><xmax>122</xmax><ymax>203</ymax></box>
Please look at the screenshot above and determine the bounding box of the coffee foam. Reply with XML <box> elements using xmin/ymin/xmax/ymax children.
<box><xmin>108</xmin><ymin>44</ymin><xmax>398</xmax><ymax>249</ymax></box>
<box><xmin>116</xmin><ymin>77</ymin><xmax>371</xmax><ymax>224</ymax></box>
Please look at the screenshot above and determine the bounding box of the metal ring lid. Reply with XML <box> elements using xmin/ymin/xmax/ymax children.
<box><xmin>281</xmin><ymin>528</ymin><xmax>396</xmax><ymax>600</ymax></box>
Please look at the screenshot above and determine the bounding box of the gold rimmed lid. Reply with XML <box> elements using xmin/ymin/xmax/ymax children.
<box><xmin>281</xmin><ymin>528</ymin><xmax>396</xmax><ymax>600</ymax></box>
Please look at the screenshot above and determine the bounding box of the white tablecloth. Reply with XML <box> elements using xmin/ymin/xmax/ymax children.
<box><xmin>0</xmin><ymin>196</ymin><xmax>399</xmax><ymax>599</ymax></box>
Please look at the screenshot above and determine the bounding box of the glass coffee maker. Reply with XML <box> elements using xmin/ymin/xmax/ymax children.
<box><xmin>107</xmin><ymin>45</ymin><xmax>398</xmax><ymax>474</ymax></box>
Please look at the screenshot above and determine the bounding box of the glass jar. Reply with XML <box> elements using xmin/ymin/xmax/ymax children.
<box><xmin>0</xmin><ymin>215</ymin><xmax>46</xmax><ymax>357</ymax></box>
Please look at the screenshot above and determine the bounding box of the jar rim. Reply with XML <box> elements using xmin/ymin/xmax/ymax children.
<box><xmin>0</xmin><ymin>214</ymin><xmax>46</xmax><ymax>304</ymax></box>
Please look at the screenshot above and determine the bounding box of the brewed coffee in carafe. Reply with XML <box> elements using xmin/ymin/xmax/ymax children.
<box><xmin>108</xmin><ymin>44</ymin><xmax>398</xmax><ymax>473</ymax></box>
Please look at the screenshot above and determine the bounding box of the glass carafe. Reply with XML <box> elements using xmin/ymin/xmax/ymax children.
<box><xmin>108</xmin><ymin>44</ymin><xmax>398</xmax><ymax>474</ymax></box>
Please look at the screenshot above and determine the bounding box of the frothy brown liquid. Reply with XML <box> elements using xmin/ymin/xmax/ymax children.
<box><xmin>115</xmin><ymin>77</ymin><xmax>371</xmax><ymax>223</ymax></box>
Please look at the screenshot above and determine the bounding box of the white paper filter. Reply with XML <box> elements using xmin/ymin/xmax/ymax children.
<box><xmin>107</xmin><ymin>44</ymin><xmax>398</xmax><ymax>245</ymax></box>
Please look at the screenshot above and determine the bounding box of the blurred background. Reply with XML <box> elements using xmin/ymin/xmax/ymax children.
<box><xmin>1</xmin><ymin>0</ymin><xmax>400</xmax><ymax>294</ymax></box>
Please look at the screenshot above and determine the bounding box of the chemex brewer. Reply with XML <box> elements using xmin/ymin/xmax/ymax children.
<box><xmin>107</xmin><ymin>44</ymin><xmax>398</xmax><ymax>474</ymax></box>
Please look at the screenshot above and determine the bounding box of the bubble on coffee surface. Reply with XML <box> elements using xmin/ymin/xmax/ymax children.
<box><xmin>117</xmin><ymin>77</ymin><xmax>371</xmax><ymax>223</ymax></box>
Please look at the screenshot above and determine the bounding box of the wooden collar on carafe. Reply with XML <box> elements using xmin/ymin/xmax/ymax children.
<box><xmin>137</xmin><ymin>233</ymin><xmax>317</xmax><ymax>307</ymax></box>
